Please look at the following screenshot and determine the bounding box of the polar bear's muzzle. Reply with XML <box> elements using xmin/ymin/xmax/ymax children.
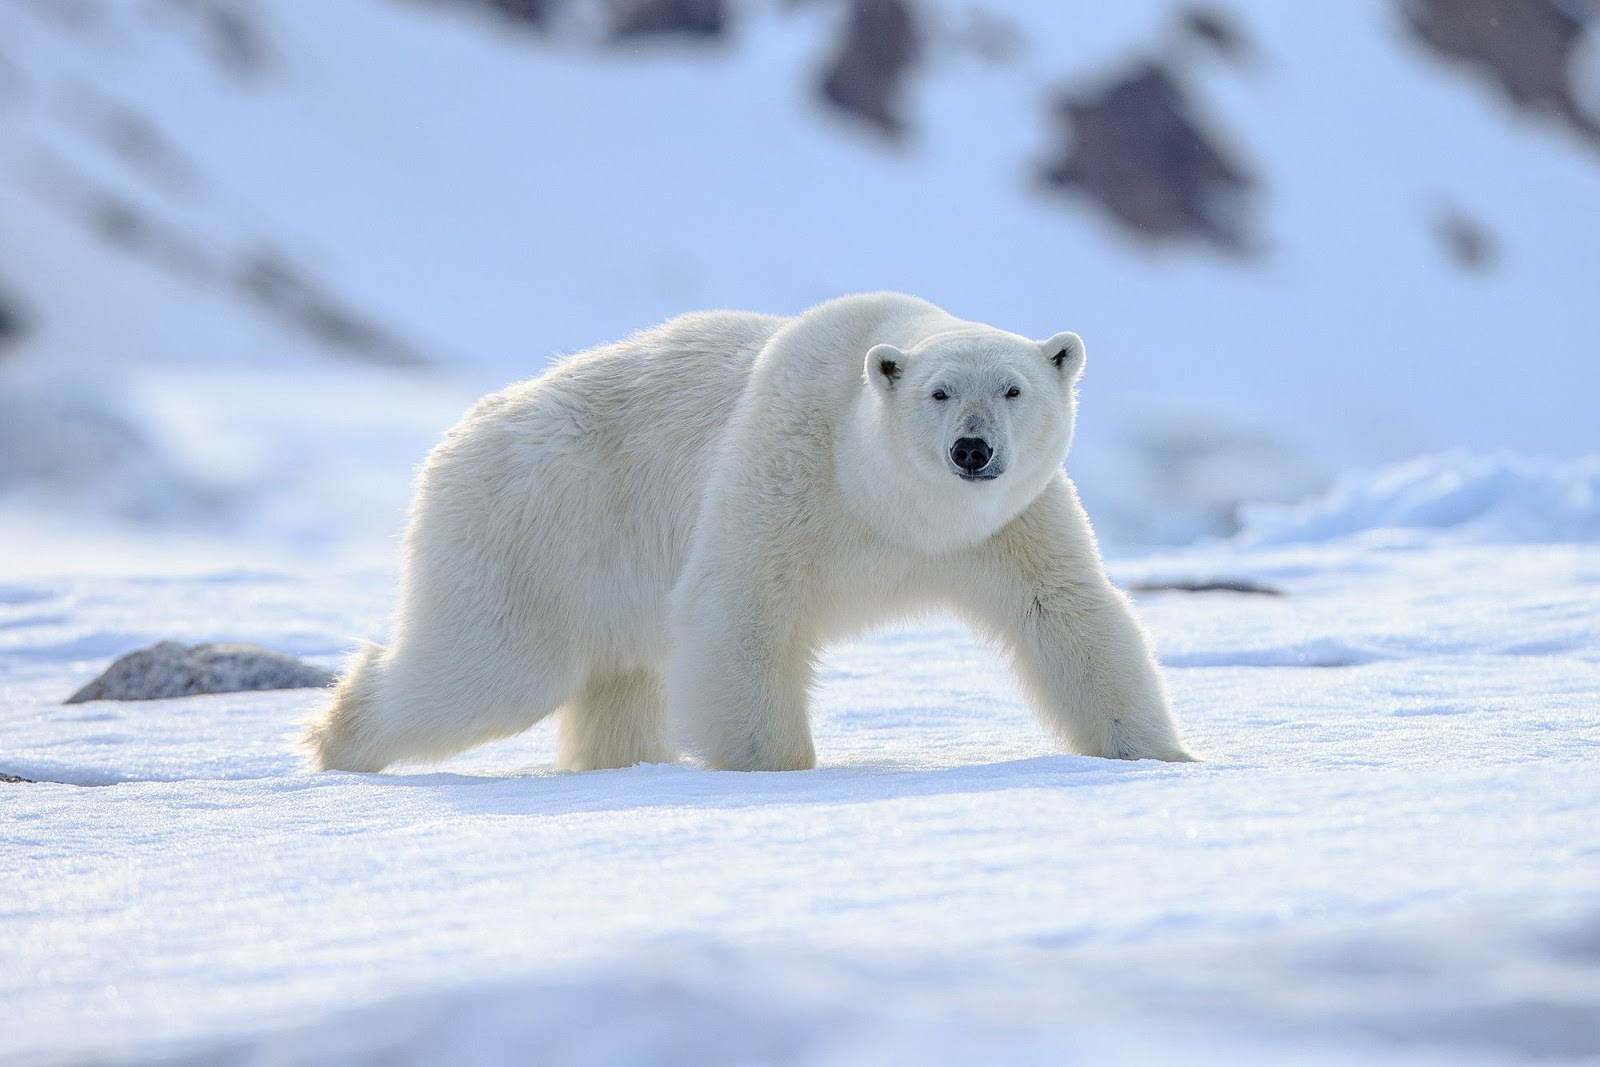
<box><xmin>950</xmin><ymin>437</ymin><xmax>1002</xmax><ymax>481</ymax></box>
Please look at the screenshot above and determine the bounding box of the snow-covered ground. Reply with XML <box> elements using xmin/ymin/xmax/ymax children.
<box><xmin>5</xmin><ymin>462</ymin><xmax>1600</xmax><ymax>1065</ymax></box>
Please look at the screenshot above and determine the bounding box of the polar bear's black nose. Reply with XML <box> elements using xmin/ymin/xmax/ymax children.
<box><xmin>951</xmin><ymin>437</ymin><xmax>992</xmax><ymax>474</ymax></box>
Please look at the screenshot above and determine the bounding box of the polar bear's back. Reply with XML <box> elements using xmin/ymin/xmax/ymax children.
<box><xmin>398</xmin><ymin>310</ymin><xmax>787</xmax><ymax>668</ymax></box>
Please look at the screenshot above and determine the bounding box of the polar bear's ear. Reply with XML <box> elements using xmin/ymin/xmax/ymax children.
<box><xmin>1040</xmin><ymin>331</ymin><xmax>1086</xmax><ymax>380</ymax></box>
<box><xmin>866</xmin><ymin>343</ymin><xmax>906</xmax><ymax>393</ymax></box>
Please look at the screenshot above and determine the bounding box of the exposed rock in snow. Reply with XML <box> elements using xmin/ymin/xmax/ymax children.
<box><xmin>1398</xmin><ymin>0</ymin><xmax>1600</xmax><ymax>150</ymax></box>
<box><xmin>156</xmin><ymin>0</ymin><xmax>276</xmax><ymax>79</ymax></box>
<box><xmin>0</xmin><ymin>286</ymin><xmax>23</xmax><ymax>349</ymax></box>
<box><xmin>817</xmin><ymin>0</ymin><xmax>924</xmax><ymax>139</ymax></box>
<box><xmin>234</xmin><ymin>250</ymin><xmax>431</xmax><ymax>369</ymax></box>
<box><xmin>413</xmin><ymin>0</ymin><xmax>728</xmax><ymax>41</ymax></box>
<box><xmin>66</xmin><ymin>640</ymin><xmax>334</xmax><ymax>703</ymax></box>
<box><xmin>1038</xmin><ymin>58</ymin><xmax>1257</xmax><ymax>253</ymax></box>
<box><xmin>491</xmin><ymin>0</ymin><xmax>562</xmax><ymax>30</ymax></box>
<box><xmin>1177</xmin><ymin>5</ymin><xmax>1256</xmax><ymax>66</ymax></box>
<box><xmin>609</xmin><ymin>0</ymin><xmax>727</xmax><ymax>42</ymax></box>
<box><xmin>1432</xmin><ymin>203</ymin><xmax>1500</xmax><ymax>270</ymax></box>
<box><xmin>1125</xmin><ymin>577</ymin><xmax>1283</xmax><ymax>596</ymax></box>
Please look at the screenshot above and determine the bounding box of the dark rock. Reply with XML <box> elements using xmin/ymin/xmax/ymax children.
<box><xmin>405</xmin><ymin>0</ymin><xmax>564</xmax><ymax>34</ymax></box>
<box><xmin>1434</xmin><ymin>206</ymin><xmax>1499</xmax><ymax>270</ymax></box>
<box><xmin>492</xmin><ymin>0</ymin><xmax>560</xmax><ymax>27</ymax></box>
<box><xmin>1126</xmin><ymin>578</ymin><xmax>1285</xmax><ymax>596</ymax></box>
<box><xmin>818</xmin><ymin>0</ymin><xmax>923</xmax><ymax>139</ymax></box>
<box><xmin>236</xmin><ymin>250</ymin><xmax>430</xmax><ymax>369</ymax></box>
<box><xmin>1179</xmin><ymin>5</ymin><xmax>1255</xmax><ymax>67</ymax></box>
<box><xmin>86</xmin><ymin>192</ymin><xmax>215</xmax><ymax>280</ymax></box>
<box><xmin>71</xmin><ymin>91</ymin><xmax>204</xmax><ymax>197</ymax></box>
<box><xmin>1038</xmin><ymin>60</ymin><xmax>1257</xmax><ymax>254</ymax></box>
<box><xmin>0</xmin><ymin>772</ymin><xmax>33</xmax><ymax>784</ymax></box>
<box><xmin>161</xmin><ymin>0</ymin><xmax>273</xmax><ymax>78</ymax></box>
<box><xmin>438</xmin><ymin>0</ymin><xmax>561</xmax><ymax>32</ymax></box>
<box><xmin>1398</xmin><ymin>0</ymin><xmax>1600</xmax><ymax>149</ymax></box>
<box><xmin>409</xmin><ymin>0</ymin><xmax>728</xmax><ymax>47</ymax></box>
<box><xmin>610</xmin><ymin>0</ymin><xmax>726</xmax><ymax>42</ymax></box>
<box><xmin>66</xmin><ymin>640</ymin><xmax>335</xmax><ymax>703</ymax></box>
<box><xmin>0</xmin><ymin>290</ymin><xmax>22</xmax><ymax>349</ymax></box>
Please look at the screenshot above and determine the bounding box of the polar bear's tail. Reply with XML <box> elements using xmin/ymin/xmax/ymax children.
<box><xmin>303</xmin><ymin>641</ymin><xmax>388</xmax><ymax>772</ymax></box>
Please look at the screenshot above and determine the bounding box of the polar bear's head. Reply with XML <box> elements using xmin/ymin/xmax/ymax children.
<box><xmin>866</xmin><ymin>327</ymin><xmax>1085</xmax><ymax>483</ymax></box>
<box><xmin>856</xmin><ymin>325</ymin><xmax>1085</xmax><ymax>546</ymax></box>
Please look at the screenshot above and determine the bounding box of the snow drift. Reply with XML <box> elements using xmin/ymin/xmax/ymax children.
<box><xmin>1239</xmin><ymin>451</ymin><xmax>1600</xmax><ymax>545</ymax></box>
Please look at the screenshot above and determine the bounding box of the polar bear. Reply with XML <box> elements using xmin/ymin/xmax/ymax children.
<box><xmin>306</xmin><ymin>293</ymin><xmax>1192</xmax><ymax>773</ymax></box>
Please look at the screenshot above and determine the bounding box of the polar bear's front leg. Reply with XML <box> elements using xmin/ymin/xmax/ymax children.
<box><xmin>668</xmin><ymin>559</ymin><xmax>818</xmax><ymax>772</ymax></box>
<box><xmin>945</xmin><ymin>476</ymin><xmax>1195</xmax><ymax>762</ymax></box>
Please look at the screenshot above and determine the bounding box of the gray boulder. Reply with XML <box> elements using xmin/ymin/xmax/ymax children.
<box><xmin>66</xmin><ymin>640</ymin><xmax>335</xmax><ymax>704</ymax></box>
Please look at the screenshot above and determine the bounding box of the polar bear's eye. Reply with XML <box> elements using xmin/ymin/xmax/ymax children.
<box><xmin>1005</xmin><ymin>386</ymin><xmax>1021</xmax><ymax>399</ymax></box>
<box><xmin>931</xmin><ymin>389</ymin><xmax>949</xmax><ymax>402</ymax></box>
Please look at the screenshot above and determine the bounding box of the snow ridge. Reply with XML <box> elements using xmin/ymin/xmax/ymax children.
<box><xmin>1239</xmin><ymin>451</ymin><xmax>1600</xmax><ymax>545</ymax></box>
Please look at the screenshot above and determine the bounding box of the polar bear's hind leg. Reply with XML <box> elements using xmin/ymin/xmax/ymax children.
<box><xmin>303</xmin><ymin>642</ymin><xmax>388</xmax><ymax>772</ymax></box>
<box><xmin>558</xmin><ymin>667</ymin><xmax>671</xmax><ymax>771</ymax></box>
<box><xmin>305</xmin><ymin>634</ymin><xmax>580</xmax><ymax>772</ymax></box>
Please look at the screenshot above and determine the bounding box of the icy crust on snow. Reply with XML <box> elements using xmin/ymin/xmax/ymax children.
<box><xmin>4</xmin><ymin>541</ymin><xmax>1599</xmax><ymax>1065</ymax></box>
<box><xmin>1238</xmin><ymin>452</ymin><xmax>1600</xmax><ymax>546</ymax></box>
<box><xmin>64</xmin><ymin>908</ymin><xmax>1600</xmax><ymax>1067</ymax></box>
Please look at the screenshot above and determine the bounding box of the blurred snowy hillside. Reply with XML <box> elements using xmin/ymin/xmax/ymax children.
<box><xmin>2</xmin><ymin>0</ymin><xmax>1599</xmax><ymax>564</ymax></box>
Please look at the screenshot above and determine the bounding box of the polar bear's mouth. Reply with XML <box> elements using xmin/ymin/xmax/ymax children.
<box><xmin>957</xmin><ymin>469</ymin><xmax>1003</xmax><ymax>482</ymax></box>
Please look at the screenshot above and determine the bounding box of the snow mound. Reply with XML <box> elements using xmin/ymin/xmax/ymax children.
<box><xmin>1238</xmin><ymin>452</ymin><xmax>1600</xmax><ymax>545</ymax></box>
<box><xmin>0</xmin><ymin>375</ymin><xmax>222</xmax><ymax>523</ymax></box>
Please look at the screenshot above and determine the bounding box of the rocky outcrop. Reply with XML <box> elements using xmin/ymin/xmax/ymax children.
<box><xmin>159</xmin><ymin>0</ymin><xmax>273</xmax><ymax>78</ymax></box>
<box><xmin>1433</xmin><ymin>205</ymin><xmax>1498</xmax><ymax>271</ymax></box>
<box><xmin>817</xmin><ymin>0</ymin><xmax>923</xmax><ymax>139</ymax></box>
<box><xmin>1038</xmin><ymin>60</ymin><xmax>1256</xmax><ymax>254</ymax></box>
<box><xmin>487</xmin><ymin>0</ymin><xmax>561</xmax><ymax>29</ymax></box>
<box><xmin>416</xmin><ymin>0</ymin><xmax>728</xmax><ymax>41</ymax></box>
<box><xmin>235</xmin><ymin>250</ymin><xmax>430</xmax><ymax>369</ymax></box>
<box><xmin>66</xmin><ymin>641</ymin><xmax>335</xmax><ymax>703</ymax></box>
<box><xmin>610</xmin><ymin>0</ymin><xmax>726</xmax><ymax>42</ymax></box>
<box><xmin>0</xmin><ymin>287</ymin><xmax>22</xmax><ymax>349</ymax></box>
<box><xmin>1399</xmin><ymin>0</ymin><xmax>1600</xmax><ymax>150</ymax></box>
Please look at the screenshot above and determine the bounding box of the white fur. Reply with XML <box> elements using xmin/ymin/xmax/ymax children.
<box><xmin>305</xmin><ymin>293</ymin><xmax>1193</xmax><ymax>773</ymax></box>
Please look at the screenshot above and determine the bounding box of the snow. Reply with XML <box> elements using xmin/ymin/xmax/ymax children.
<box><xmin>5</xmin><ymin>528</ymin><xmax>1600</xmax><ymax>1064</ymax></box>
<box><xmin>1239</xmin><ymin>452</ymin><xmax>1600</xmax><ymax>547</ymax></box>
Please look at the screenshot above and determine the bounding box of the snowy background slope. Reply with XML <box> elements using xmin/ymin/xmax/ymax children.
<box><xmin>2</xmin><ymin>0</ymin><xmax>1599</xmax><ymax>553</ymax></box>
<box><xmin>5</xmin><ymin>1</ymin><xmax>1600</xmax><ymax>1063</ymax></box>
